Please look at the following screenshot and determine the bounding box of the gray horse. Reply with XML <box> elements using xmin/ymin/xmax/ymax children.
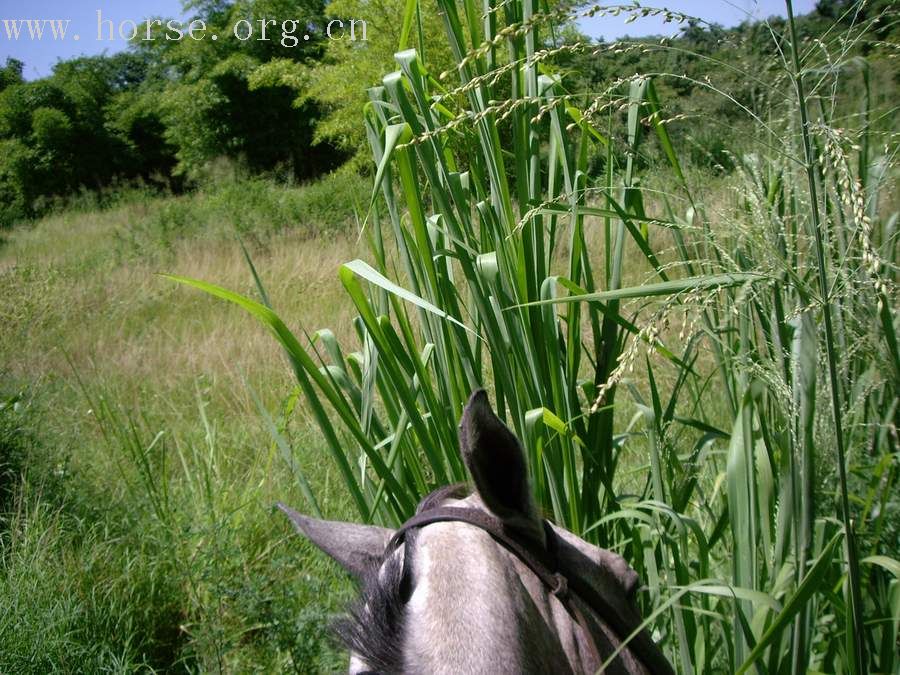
<box><xmin>279</xmin><ymin>390</ymin><xmax>673</xmax><ymax>674</ymax></box>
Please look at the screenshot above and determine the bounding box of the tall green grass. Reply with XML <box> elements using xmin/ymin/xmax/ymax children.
<box><xmin>172</xmin><ymin>2</ymin><xmax>898</xmax><ymax>672</ymax></box>
<box><xmin>0</xmin><ymin>384</ymin><xmax>350</xmax><ymax>672</ymax></box>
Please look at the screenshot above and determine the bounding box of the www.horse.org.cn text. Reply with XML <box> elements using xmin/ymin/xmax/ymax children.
<box><xmin>1</xmin><ymin>12</ymin><xmax>368</xmax><ymax>46</ymax></box>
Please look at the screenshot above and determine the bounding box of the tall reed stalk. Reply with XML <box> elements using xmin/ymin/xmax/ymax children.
<box><xmin>784</xmin><ymin>1</ymin><xmax>865</xmax><ymax>669</ymax></box>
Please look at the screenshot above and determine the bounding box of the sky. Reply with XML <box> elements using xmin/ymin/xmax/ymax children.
<box><xmin>1</xmin><ymin>0</ymin><xmax>818</xmax><ymax>80</ymax></box>
<box><xmin>579</xmin><ymin>0</ymin><xmax>817</xmax><ymax>41</ymax></box>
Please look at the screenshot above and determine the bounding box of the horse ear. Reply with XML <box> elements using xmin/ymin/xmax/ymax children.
<box><xmin>459</xmin><ymin>390</ymin><xmax>537</xmax><ymax>525</ymax></box>
<box><xmin>277</xmin><ymin>503</ymin><xmax>395</xmax><ymax>578</ymax></box>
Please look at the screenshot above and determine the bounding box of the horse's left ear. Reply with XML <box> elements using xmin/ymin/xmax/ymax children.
<box><xmin>277</xmin><ymin>503</ymin><xmax>395</xmax><ymax>578</ymax></box>
<box><xmin>459</xmin><ymin>390</ymin><xmax>539</xmax><ymax>530</ymax></box>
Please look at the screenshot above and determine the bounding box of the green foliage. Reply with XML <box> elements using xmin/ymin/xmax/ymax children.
<box><xmin>0</xmin><ymin>52</ymin><xmax>170</xmax><ymax>226</ymax></box>
<box><xmin>173</xmin><ymin>1</ymin><xmax>898</xmax><ymax>673</ymax></box>
<box><xmin>0</xmin><ymin>1</ymin><xmax>347</xmax><ymax>226</ymax></box>
<box><xmin>154</xmin><ymin>49</ymin><xmax>334</xmax><ymax>180</ymax></box>
<box><xmin>30</xmin><ymin>107</ymin><xmax>73</xmax><ymax>148</ymax></box>
<box><xmin>1</xmin><ymin>1</ymin><xmax>895</xmax><ymax>226</ymax></box>
<box><xmin>0</xmin><ymin>58</ymin><xmax>24</xmax><ymax>92</ymax></box>
<box><xmin>559</xmin><ymin>1</ymin><xmax>898</xmax><ymax>178</ymax></box>
<box><xmin>0</xmin><ymin>139</ymin><xmax>32</xmax><ymax>225</ymax></box>
<box><xmin>304</xmin><ymin>0</ymin><xmax>455</xmax><ymax>159</ymax></box>
<box><xmin>0</xmin><ymin>395</ymin><xmax>31</xmax><ymax>514</ymax></box>
<box><xmin>0</xmin><ymin>165</ymin><xmax>379</xmax><ymax>669</ymax></box>
<box><xmin>0</xmin><ymin>394</ymin><xmax>187</xmax><ymax>672</ymax></box>
<box><xmin>115</xmin><ymin>170</ymin><xmax>366</xmax><ymax>256</ymax></box>
<box><xmin>247</xmin><ymin>0</ymin><xmax>459</xmax><ymax>164</ymax></box>
<box><xmin>0</xmin><ymin>500</ymin><xmax>186</xmax><ymax>672</ymax></box>
<box><xmin>0</xmin><ymin>2</ymin><xmax>897</xmax><ymax>672</ymax></box>
<box><xmin>0</xmin><ymin>385</ymin><xmax>349</xmax><ymax>672</ymax></box>
<box><xmin>107</xmin><ymin>88</ymin><xmax>179</xmax><ymax>183</ymax></box>
<box><xmin>141</xmin><ymin>0</ymin><xmax>343</xmax><ymax>179</ymax></box>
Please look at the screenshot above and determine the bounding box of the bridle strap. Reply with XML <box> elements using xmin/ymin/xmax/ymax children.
<box><xmin>389</xmin><ymin>507</ymin><xmax>558</xmax><ymax>589</ymax></box>
<box><xmin>388</xmin><ymin>506</ymin><xmax>674</xmax><ymax>675</ymax></box>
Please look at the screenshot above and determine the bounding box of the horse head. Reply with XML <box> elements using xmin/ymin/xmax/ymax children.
<box><xmin>278</xmin><ymin>390</ymin><xmax>672</xmax><ymax>674</ymax></box>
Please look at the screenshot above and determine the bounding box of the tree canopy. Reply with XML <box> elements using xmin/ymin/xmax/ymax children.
<box><xmin>0</xmin><ymin>0</ymin><xmax>894</xmax><ymax>226</ymax></box>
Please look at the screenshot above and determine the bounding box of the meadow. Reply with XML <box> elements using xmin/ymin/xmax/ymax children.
<box><xmin>0</xmin><ymin>173</ymin><xmax>371</xmax><ymax>671</ymax></box>
<box><xmin>1</xmin><ymin>1</ymin><xmax>899</xmax><ymax>673</ymax></box>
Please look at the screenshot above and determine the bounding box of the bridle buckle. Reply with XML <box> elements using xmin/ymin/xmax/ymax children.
<box><xmin>550</xmin><ymin>572</ymin><xmax>569</xmax><ymax>599</ymax></box>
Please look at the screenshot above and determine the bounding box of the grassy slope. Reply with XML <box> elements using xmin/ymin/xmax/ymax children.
<box><xmin>0</xmin><ymin>173</ymin><xmax>371</xmax><ymax>672</ymax></box>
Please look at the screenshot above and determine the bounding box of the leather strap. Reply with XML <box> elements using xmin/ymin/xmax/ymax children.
<box><xmin>388</xmin><ymin>507</ymin><xmax>674</xmax><ymax>675</ymax></box>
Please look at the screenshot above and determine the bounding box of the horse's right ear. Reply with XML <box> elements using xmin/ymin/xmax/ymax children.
<box><xmin>459</xmin><ymin>389</ymin><xmax>539</xmax><ymax>529</ymax></box>
<box><xmin>277</xmin><ymin>503</ymin><xmax>395</xmax><ymax>579</ymax></box>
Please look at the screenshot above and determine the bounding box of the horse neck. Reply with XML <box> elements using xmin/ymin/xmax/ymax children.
<box><xmin>399</xmin><ymin>516</ymin><xmax>585</xmax><ymax>674</ymax></box>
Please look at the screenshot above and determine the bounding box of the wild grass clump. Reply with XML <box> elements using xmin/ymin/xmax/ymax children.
<box><xmin>173</xmin><ymin>1</ymin><xmax>898</xmax><ymax>673</ymax></box>
<box><xmin>0</xmin><ymin>394</ymin><xmax>187</xmax><ymax>672</ymax></box>
<box><xmin>0</xmin><ymin>385</ymin><xmax>350</xmax><ymax>672</ymax></box>
<box><xmin>116</xmin><ymin>169</ymin><xmax>367</xmax><ymax>259</ymax></box>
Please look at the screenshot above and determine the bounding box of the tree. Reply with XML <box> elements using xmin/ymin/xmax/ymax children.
<box><xmin>144</xmin><ymin>0</ymin><xmax>341</xmax><ymax>178</ymax></box>
<box><xmin>0</xmin><ymin>53</ymin><xmax>170</xmax><ymax>224</ymax></box>
<box><xmin>251</xmin><ymin>0</ymin><xmax>455</xmax><ymax>163</ymax></box>
<box><xmin>0</xmin><ymin>59</ymin><xmax>24</xmax><ymax>93</ymax></box>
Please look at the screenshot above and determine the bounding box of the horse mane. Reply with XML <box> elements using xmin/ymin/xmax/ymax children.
<box><xmin>334</xmin><ymin>545</ymin><xmax>408</xmax><ymax>673</ymax></box>
<box><xmin>333</xmin><ymin>484</ymin><xmax>469</xmax><ymax>673</ymax></box>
